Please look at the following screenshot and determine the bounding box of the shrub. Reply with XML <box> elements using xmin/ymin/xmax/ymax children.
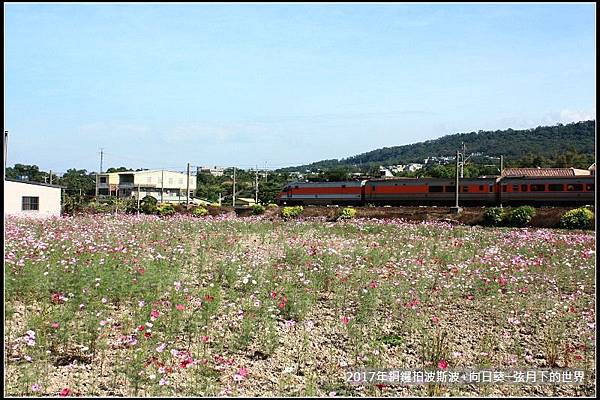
<box><xmin>122</xmin><ymin>198</ymin><xmax>139</xmax><ymax>214</ymax></box>
<box><xmin>192</xmin><ymin>206</ymin><xmax>209</xmax><ymax>217</ymax></box>
<box><xmin>281</xmin><ymin>206</ymin><xmax>304</xmax><ymax>219</ymax></box>
<box><xmin>156</xmin><ymin>203</ymin><xmax>176</xmax><ymax>217</ymax></box>
<box><xmin>267</xmin><ymin>203</ymin><xmax>279</xmax><ymax>209</ymax></box>
<box><xmin>560</xmin><ymin>207</ymin><xmax>594</xmax><ymax>229</ymax></box>
<box><xmin>339</xmin><ymin>207</ymin><xmax>357</xmax><ymax>219</ymax></box>
<box><xmin>506</xmin><ymin>206</ymin><xmax>536</xmax><ymax>227</ymax></box>
<box><xmin>140</xmin><ymin>196</ymin><xmax>158</xmax><ymax>215</ymax></box>
<box><xmin>483</xmin><ymin>207</ymin><xmax>504</xmax><ymax>226</ymax></box>
<box><xmin>251</xmin><ymin>204</ymin><xmax>266</xmax><ymax>215</ymax></box>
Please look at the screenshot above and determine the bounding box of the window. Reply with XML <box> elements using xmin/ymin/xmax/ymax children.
<box><xmin>489</xmin><ymin>185</ymin><xmax>494</xmax><ymax>192</ymax></box>
<box><xmin>341</xmin><ymin>185</ymin><xmax>346</xmax><ymax>188</ymax></box>
<box><xmin>22</xmin><ymin>196</ymin><xmax>39</xmax><ymax>211</ymax></box>
<box><xmin>479</xmin><ymin>185</ymin><xmax>484</xmax><ymax>191</ymax></box>
<box><xmin>445</xmin><ymin>186</ymin><xmax>456</xmax><ymax>192</ymax></box>
<box><xmin>428</xmin><ymin>186</ymin><xmax>443</xmax><ymax>193</ymax></box>
<box><xmin>548</xmin><ymin>184</ymin><xmax>564</xmax><ymax>191</ymax></box>
<box><xmin>530</xmin><ymin>184</ymin><xmax>545</xmax><ymax>192</ymax></box>
<box><xmin>513</xmin><ymin>185</ymin><xmax>519</xmax><ymax>192</ymax></box>
<box><xmin>566</xmin><ymin>184</ymin><xmax>583</xmax><ymax>192</ymax></box>
<box><xmin>462</xmin><ymin>186</ymin><xmax>469</xmax><ymax>192</ymax></box>
<box><xmin>100</xmin><ymin>177</ymin><xmax>107</xmax><ymax>183</ymax></box>
<box><xmin>295</xmin><ymin>186</ymin><xmax>299</xmax><ymax>189</ymax></box>
<box><xmin>502</xmin><ymin>185</ymin><xmax>507</xmax><ymax>192</ymax></box>
<box><xmin>521</xmin><ymin>185</ymin><xmax>528</xmax><ymax>192</ymax></box>
<box><xmin>585</xmin><ymin>184</ymin><xmax>594</xmax><ymax>191</ymax></box>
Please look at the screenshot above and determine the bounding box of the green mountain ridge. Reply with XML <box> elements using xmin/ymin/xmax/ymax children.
<box><xmin>280</xmin><ymin>120</ymin><xmax>595</xmax><ymax>171</ymax></box>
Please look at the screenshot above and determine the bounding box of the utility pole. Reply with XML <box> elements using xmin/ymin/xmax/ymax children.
<box><xmin>460</xmin><ymin>142</ymin><xmax>465</xmax><ymax>178</ymax></box>
<box><xmin>95</xmin><ymin>149</ymin><xmax>102</xmax><ymax>205</ymax></box>
<box><xmin>161</xmin><ymin>169</ymin><xmax>164</xmax><ymax>203</ymax></box>
<box><xmin>137</xmin><ymin>184</ymin><xmax>141</xmax><ymax>215</ymax></box>
<box><xmin>218</xmin><ymin>192</ymin><xmax>222</xmax><ymax>206</ymax></box>
<box><xmin>451</xmin><ymin>149</ymin><xmax>462</xmax><ymax>213</ymax></box>
<box><xmin>500</xmin><ymin>155</ymin><xmax>504</xmax><ymax>175</ymax></box>
<box><xmin>255</xmin><ymin>165</ymin><xmax>258</xmax><ymax>203</ymax></box>
<box><xmin>232</xmin><ymin>167</ymin><xmax>236</xmax><ymax>207</ymax></box>
<box><xmin>49</xmin><ymin>170</ymin><xmax>53</xmax><ymax>185</ymax></box>
<box><xmin>4</xmin><ymin>130</ymin><xmax>7</xmax><ymax>173</ymax></box>
<box><xmin>186</xmin><ymin>162</ymin><xmax>190</xmax><ymax>206</ymax></box>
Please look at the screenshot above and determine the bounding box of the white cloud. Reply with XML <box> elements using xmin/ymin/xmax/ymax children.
<box><xmin>559</xmin><ymin>109</ymin><xmax>596</xmax><ymax>123</ymax></box>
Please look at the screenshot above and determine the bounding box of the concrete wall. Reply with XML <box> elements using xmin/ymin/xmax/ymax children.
<box><xmin>4</xmin><ymin>180</ymin><xmax>62</xmax><ymax>217</ymax></box>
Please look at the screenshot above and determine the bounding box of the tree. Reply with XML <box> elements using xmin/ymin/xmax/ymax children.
<box><xmin>5</xmin><ymin>164</ymin><xmax>48</xmax><ymax>183</ymax></box>
<box><xmin>105</xmin><ymin>167</ymin><xmax>131</xmax><ymax>173</ymax></box>
<box><xmin>58</xmin><ymin>169</ymin><xmax>96</xmax><ymax>196</ymax></box>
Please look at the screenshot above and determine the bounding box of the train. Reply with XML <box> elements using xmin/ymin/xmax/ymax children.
<box><xmin>276</xmin><ymin>175</ymin><xmax>595</xmax><ymax>206</ymax></box>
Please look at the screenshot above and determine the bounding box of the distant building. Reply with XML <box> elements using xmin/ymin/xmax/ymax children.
<box><xmin>379</xmin><ymin>167</ymin><xmax>394</xmax><ymax>178</ymax></box>
<box><xmin>199</xmin><ymin>166</ymin><xmax>225</xmax><ymax>177</ymax></box>
<box><xmin>4</xmin><ymin>179</ymin><xmax>64</xmax><ymax>217</ymax></box>
<box><xmin>589</xmin><ymin>163</ymin><xmax>595</xmax><ymax>176</ymax></box>
<box><xmin>235</xmin><ymin>197</ymin><xmax>257</xmax><ymax>207</ymax></box>
<box><xmin>404</xmin><ymin>163</ymin><xmax>424</xmax><ymax>172</ymax></box>
<box><xmin>97</xmin><ymin>170</ymin><xmax>197</xmax><ymax>203</ymax></box>
<box><xmin>501</xmin><ymin>167</ymin><xmax>592</xmax><ymax>177</ymax></box>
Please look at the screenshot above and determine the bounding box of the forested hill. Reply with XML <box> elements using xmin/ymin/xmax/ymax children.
<box><xmin>282</xmin><ymin>120</ymin><xmax>595</xmax><ymax>171</ymax></box>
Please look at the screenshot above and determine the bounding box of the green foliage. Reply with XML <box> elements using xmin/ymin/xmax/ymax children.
<box><xmin>267</xmin><ymin>203</ymin><xmax>279</xmax><ymax>209</ymax></box>
<box><xmin>251</xmin><ymin>204</ymin><xmax>266</xmax><ymax>215</ymax></box>
<box><xmin>156</xmin><ymin>203</ymin><xmax>176</xmax><ymax>216</ymax></box>
<box><xmin>560</xmin><ymin>207</ymin><xmax>594</xmax><ymax>229</ymax></box>
<box><xmin>281</xmin><ymin>206</ymin><xmax>304</xmax><ymax>219</ymax></box>
<box><xmin>122</xmin><ymin>198</ymin><xmax>139</xmax><ymax>214</ymax></box>
<box><xmin>483</xmin><ymin>207</ymin><xmax>505</xmax><ymax>226</ymax></box>
<box><xmin>61</xmin><ymin>193</ymin><xmax>86</xmax><ymax>215</ymax></box>
<box><xmin>506</xmin><ymin>206</ymin><xmax>536</xmax><ymax>227</ymax></box>
<box><xmin>339</xmin><ymin>207</ymin><xmax>357</xmax><ymax>219</ymax></box>
<box><xmin>59</xmin><ymin>169</ymin><xmax>96</xmax><ymax>195</ymax></box>
<box><xmin>140</xmin><ymin>196</ymin><xmax>158</xmax><ymax>214</ymax></box>
<box><xmin>192</xmin><ymin>206</ymin><xmax>209</xmax><ymax>217</ymax></box>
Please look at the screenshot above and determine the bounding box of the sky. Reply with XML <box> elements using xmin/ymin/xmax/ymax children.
<box><xmin>4</xmin><ymin>3</ymin><xmax>596</xmax><ymax>174</ymax></box>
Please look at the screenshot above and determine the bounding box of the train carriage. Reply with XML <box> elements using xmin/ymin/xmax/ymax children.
<box><xmin>278</xmin><ymin>180</ymin><xmax>365</xmax><ymax>205</ymax></box>
<box><xmin>499</xmin><ymin>176</ymin><xmax>595</xmax><ymax>205</ymax></box>
<box><xmin>364</xmin><ymin>178</ymin><xmax>498</xmax><ymax>205</ymax></box>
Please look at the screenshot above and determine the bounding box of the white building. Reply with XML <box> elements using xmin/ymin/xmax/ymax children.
<box><xmin>404</xmin><ymin>163</ymin><xmax>424</xmax><ymax>172</ymax></box>
<box><xmin>4</xmin><ymin>179</ymin><xmax>63</xmax><ymax>217</ymax></box>
<box><xmin>98</xmin><ymin>169</ymin><xmax>197</xmax><ymax>204</ymax></box>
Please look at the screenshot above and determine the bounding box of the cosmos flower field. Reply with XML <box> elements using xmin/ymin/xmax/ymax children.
<box><xmin>4</xmin><ymin>213</ymin><xmax>596</xmax><ymax>396</ymax></box>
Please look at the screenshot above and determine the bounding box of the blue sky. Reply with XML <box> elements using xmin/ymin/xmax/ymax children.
<box><xmin>4</xmin><ymin>3</ymin><xmax>596</xmax><ymax>173</ymax></box>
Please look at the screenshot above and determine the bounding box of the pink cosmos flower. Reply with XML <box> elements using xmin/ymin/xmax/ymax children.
<box><xmin>31</xmin><ymin>383</ymin><xmax>41</xmax><ymax>392</ymax></box>
<box><xmin>341</xmin><ymin>316</ymin><xmax>350</xmax><ymax>325</ymax></box>
<box><xmin>369</xmin><ymin>280</ymin><xmax>378</xmax><ymax>289</ymax></box>
<box><xmin>233</xmin><ymin>367</ymin><xmax>249</xmax><ymax>381</ymax></box>
<box><xmin>59</xmin><ymin>387</ymin><xmax>72</xmax><ymax>396</ymax></box>
<box><xmin>438</xmin><ymin>359</ymin><xmax>448</xmax><ymax>369</ymax></box>
<box><xmin>51</xmin><ymin>322</ymin><xmax>60</xmax><ymax>329</ymax></box>
<box><xmin>176</xmin><ymin>304</ymin><xmax>185</xmax><ymax>311</ymax></box>
<box><xmin>150</xmin><ymin>310</ymin><xmax>160</xmax><ymax>320</ymax></box>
